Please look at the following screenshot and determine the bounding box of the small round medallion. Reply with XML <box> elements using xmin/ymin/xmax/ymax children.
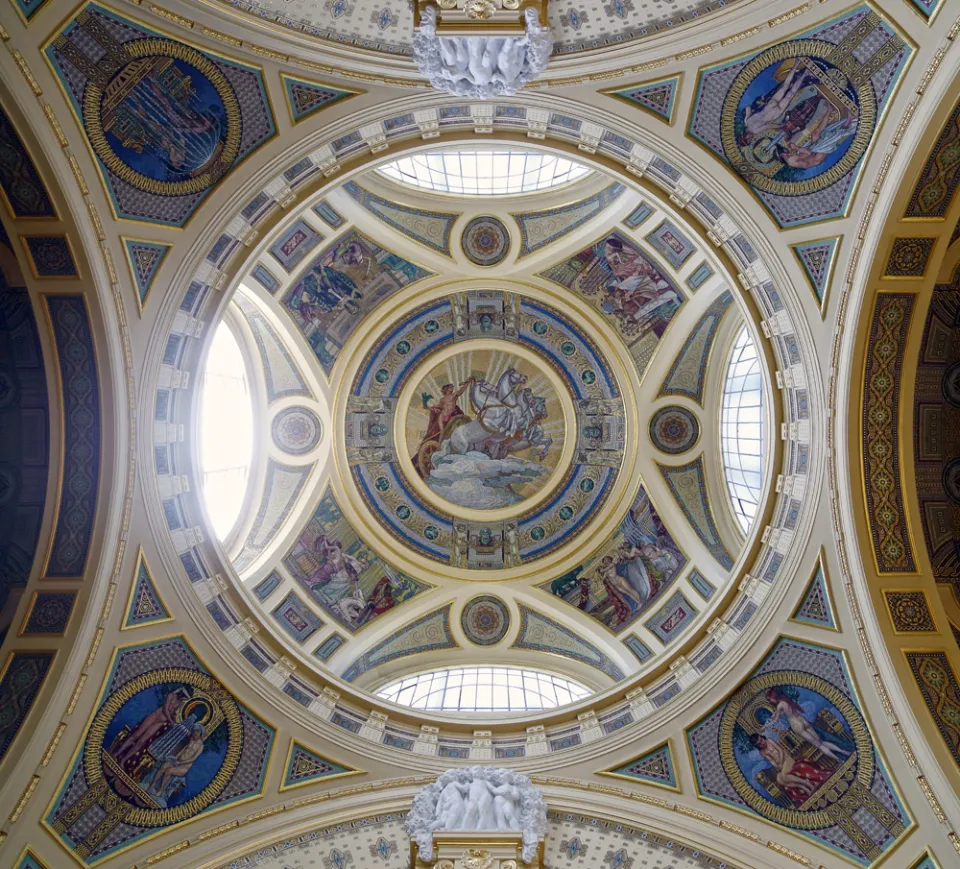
<box><xmin>461</xmin><ymin>216</ymin><xmax>511</xmax><ymax>267</ymax></box>
<box><xmin>461</xmin><ymin>595</ymin><xmax>510</xmax><ymax>646</ymax></box>
<box><xmin>272</xmin><ymin>406</ymin><xmax>322</xmax><ymax>455</ymax></box>
<box><xmin>650</xmin><ymin>406</ymin><xmax>700</xmax><ymax>455</ymax></box>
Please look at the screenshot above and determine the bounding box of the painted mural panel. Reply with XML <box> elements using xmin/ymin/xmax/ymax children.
<box><xmin>688</xmin><ymin>6</ymin><xmax>911</xmax><ymax>228</ymax></box>
<box><xmin>281</xmin><ymin>230</ymin><xmax>431</xmax><ymax>377</ymax></box>
<box><xmin>283</xmin><ymin>487</ymin><xmax>432</xmax><ymax>632</ymax></box>
<box><xmin>687</xmin><ymin>638</ymin><xmax>910</xmax><ymax>865</ymax></box>
<box><xmin>537</xmin><ymin>230</ymin><xmax>683</xmax><ymax>378</ymax></box>
<box><xmin>539</xmin><ymin>486</ymin><xmax>686</xmax><ymax>634</ymax></box>
<box><xmin>44</xmin><ymin>4</ymin><xmax>276</xmax><ymax>227</ymax></box>
<box><xmin>45</xmin><ymin>637</ymin><xmax>273</xmax><ymax>866</ymax></box>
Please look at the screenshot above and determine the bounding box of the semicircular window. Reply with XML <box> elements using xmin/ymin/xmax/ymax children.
<box><xmin>377</xmin><ymin>666</ymin><xmax>591</xmax><ymax>713</ymax></box>
<box><xmin>721</xmin><ymin>325</ymin><xmax>765</xmax><ymax>533</ymax></box>
<box><xmin>377</xmin><ymin>150</ymin><xmax>591</xmax><ymax>196</ymax></box>
<box><xmin>200</xmin><ymin>320</ymin><xmax>254</xmax><ymax>540</ymax></box>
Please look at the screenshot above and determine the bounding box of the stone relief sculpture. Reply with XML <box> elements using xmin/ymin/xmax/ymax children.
<box><xmin>413</xmin><ymin>6</ymin><xmax>553</xmax><ymax>99</ymax></box>
<box><xmin>407</xmin><ymin>767</ymin><xmax>547</xmax><ymax>864</ymax></box>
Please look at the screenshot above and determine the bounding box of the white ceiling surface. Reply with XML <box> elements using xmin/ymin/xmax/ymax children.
<box><xmin>219</xmin><ymin>0</ymin><xmax>733</xmax><ymax>54</ymax></box>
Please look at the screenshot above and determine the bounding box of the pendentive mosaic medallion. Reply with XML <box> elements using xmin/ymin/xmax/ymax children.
<box><xmin>461</xmin><ymin>595</ymin><xmax>510</xmax><ymax>646</ymax></box>
<box><xmin>649</xmin><ymin>406</ymin><xmax>700</xmax><ymax>454</ymax></box>
<box><xmin>461</xmin><ymin>216</ymin><xmax>511</xmax><ymax>266</ymax></box>
<box><xmin>272</xmin><ymin>406</ymin><xmax>323</xmax><ymax>456</ymax></box>
<box><xmin>345</xmin><ymin>290</ymin><xmax>627</xmax><ymax>571</ymax></box>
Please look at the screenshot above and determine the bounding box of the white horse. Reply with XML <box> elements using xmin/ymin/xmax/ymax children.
<box><xmin>470</xmin><ymin>368</ymin><xmax>527</xmax><ymax>436</ymax></box>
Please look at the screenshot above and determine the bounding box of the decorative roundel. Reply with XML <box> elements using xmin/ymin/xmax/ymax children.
<box><xmin>461</xmin><ymin>216</ymin><xmax>511</xmax><ymax>266</ymax></box>
<box><xmin>943</xmin><ymin>457</ymin><xmax>960</xmax><ymax>504</ymax></box>
<box><xmin>461</xmin><ymin>595</ymin><xmax>510</xmax><ymax>646</ymax></box>
<box><xmin>272</xmin><ymin>406</ymin><xmax>322</xmax><ymax>455</ymax></box>
<box><xmin>942</xmin><ymin>361</ymin><xmax>960</xmax><ymax>407</ymax></box>
<box><xmin>649</xmin><ymin>406</ymin><xmax>700</xmax><ymax>454</ymax></box>
<box><xmin>719</xmin><ymin>672</ymin><xmax>871</xmax><ymax>831</ymax></box>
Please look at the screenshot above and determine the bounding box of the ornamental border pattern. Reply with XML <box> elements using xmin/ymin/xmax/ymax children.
<box><xmin>862</xmin><ymin>293</ymin><xmax>916</xmax><ymax>573</ymax></box>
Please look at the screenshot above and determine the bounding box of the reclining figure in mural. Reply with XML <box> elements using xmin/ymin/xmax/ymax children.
<box><xmin>407</xmin><ymin>767</ymin><xmax>547</xmax><ymax>865</ymax></box>
<box><xmin>412</xmin><ymin>6</ymin><xmax>553</xmax><ymax>99</ymax></box>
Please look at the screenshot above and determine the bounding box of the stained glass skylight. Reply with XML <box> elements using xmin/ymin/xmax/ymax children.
<box><xmin>721</xmin><ymin>325</ymin><xmax>765</xmax><ymax>533</ymax></box>
<box><xmin>377</xmin><ymin>666</ymin><xmax>591</xmax><ymax>713</ymax></box>
<box><xmin>377</xmin><ymin>150</ymin><xmax>591</xmax><ymax>195</ymax></box>
<box><xmin>200</xmin><ymin>320</ymin><xmax>254</xmax><ymax>540</ymax></box>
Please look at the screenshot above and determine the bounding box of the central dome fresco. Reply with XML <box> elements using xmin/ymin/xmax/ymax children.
<box><xmin>190</xmin><ymin>145</ymin><xmax>769</xmax><ymax>713</ymax></box>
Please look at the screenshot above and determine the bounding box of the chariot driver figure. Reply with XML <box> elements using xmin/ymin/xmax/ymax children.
<box><xmin>412</xmin><ymin>379</ymin><xmax>474</xmax><ymax>476</ymax></box>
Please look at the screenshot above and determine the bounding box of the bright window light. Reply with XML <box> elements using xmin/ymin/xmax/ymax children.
<box><xmin>721</xmin><ymin>325</ymin><xmax>765</xmax><ymax>533</ymax></box>
<box><xmin>200</xmin><ymin>320</ymin><xmax>253</xmax><ymax>540</ymax></box>
<box><xmin>377</xmin><ymin>150</ymin><xmax>591</xmax><ymax>196</ymax></box>
<box><xmin>377</xmin><ymin>667</ymin><xmax>591</xmax><ymax>713</ymax></box>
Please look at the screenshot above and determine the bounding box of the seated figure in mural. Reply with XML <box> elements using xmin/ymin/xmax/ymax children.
<box><xmin>749</xmin><ymin>733</ymin><xmax>832</xmax><ymax>805</ymax></box>
<box><xmin>112</xmin><ymin>689</ymin><xmax>185</xmax><ymax>768</ymax></box>
<box><xmin>297</xmin><ymin>240</ymin><xmax>365</xmax><ymax>323</ymax></box>
<box><xmin>150</xmin><ymin>725</ymin><xmax>205</xmax><ymax>799</ymax></box>
<box><xmin>599</xmin><ymin>237</ymin><xmax>680</xmax><ymax>333</ymax></box>
<box><xmin>308</xmin><ymin>535</ymin><xmax>367</xmax><ymax>624</ymax></box>
<box><xmin>765</xmin><ymin>688</ymin><xmax>853</xmax><ymax>762</ymax></box>
<box><xmin>739</xmin><ymin>64</ymin><xmax>811</xmax><ymax>143</ymax></box>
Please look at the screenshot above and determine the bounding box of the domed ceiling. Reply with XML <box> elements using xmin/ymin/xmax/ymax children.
<box><xmin>211</xmin><ymin>0</ymin><xmax>734</xmax><ymax>55</ymax></box>
<box><xmin>198</xmin><ymin>151</ymin><xmax>764</xmax><ymax>701</ymax></box>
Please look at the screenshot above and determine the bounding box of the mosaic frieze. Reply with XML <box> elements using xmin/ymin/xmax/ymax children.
<box><xmin>905</xmin><ymin>651</ymin><xmax>960</xmax><ymax>770</ymax></box>
<box><xmin>687</xmin><ymin>638</ymin><xmax>911</xmax><ymax>864</ymax></box>
<box><xmin>538</xmin><ymin>486</ymin><xmax>686</xmax><ymax>634</ymax></box>
<box><xmin>689</xmin><ymin>6</ymin><xmax>911</xmax><ymax>228</ymax></box>
<box><xmin>283</xmin><ymin>487</ymin><xmax>432</xmax><ymax>632</ymax></box>
<box><xmin>44</xmin><ymin>4</ymin><xmax>276</xmax><ymax>227</ymax></box>
<box><xmin>0</xmin><ymin>104</ymin><xmax>55</xmax><ymax>218</ymax></box>
<box><xmin>347</xmin><ymin>292</ymin><xmax>625</xmax><ymax>570</ymax></box>
<box><xmin>282</xmin><ymin>230</ymin><xmax>431</xmax><ymax>378</ymax></box>
<box><xmin>45</xmin><ymin>637</ymin><xmax>274</xmax><ymax>866</ymax></box>
<box><xmin>906</xmin><ymin>96</ymin><xmax>960</xmax><ymax>218</ymax></box>
<box><xmin>0</xmin><ymin>651</ymin><xmax>53</xmax><ymax>764</ymax></box>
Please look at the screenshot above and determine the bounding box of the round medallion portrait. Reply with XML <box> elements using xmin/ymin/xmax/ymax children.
<box><xmin>719</xmin><ymin>671</ymin><xmax>872</xmax><ymax>831</ymax></box>
<box><xmin>721</xmin><ymin>42</ymin><xmax>875</xmax><ymax>196</ymax></box>
<box><xmin>272</xmin><ymin>406</ymin><xmax>323</xmax><ymax>455</ymax></box>
<box><xmin>461</xmin><ymin>595</ymin><xmax>510</xmax><ymax>645</ymax></box>
<box><xmin>462</xmin><ymin>216</ymin><xmax>511</xmax><ymax>267</ymax></box>
<box><xmin>404</xmin><ymin>346</ymin><xmax>568</xmax><ymax>511</ymax></box>
<box><xmin>650</xmin><ymin>406</ymin><xmax>700</xmax><ymax>454</ymax></box>
<box><xmin>85</xmin><ymin>669</ymin><xmax>242</xmax><ymax>827</ymax></box>
<box><xmin>84</xmin><ymin>42</ymin><xmax>240</xmax><ymax>196</ymax></box>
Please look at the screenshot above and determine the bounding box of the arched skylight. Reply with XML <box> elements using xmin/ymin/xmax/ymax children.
<box><xmin>721</xmin><ymin>325</ymin><xmax>765</xmax><ymax>533</ymax></box>
<box><xmin>377</xmin><ymin>150</ymin><xmax>591</xmax><ymax>195</ymax></box>
<box><xmin>200</xmin><ymin>320</ymin><xmax>254</xmax><ymax>540</ymax></box>
<box><xmin>377</xmin><ymin>667</ymin><xmax>591</xmax><ymax>713</ymax></box>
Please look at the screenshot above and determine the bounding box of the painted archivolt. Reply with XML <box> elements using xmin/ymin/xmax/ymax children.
<box><xmin>0</xmin><ymin>103</ymin><xmax>55</xmax><ymax>218</ymax></box>
<box><xmin>346</xmin><ymin>290</ymin><xmax>625</xmax><ymax>571</ymax></box>
<box><xmin>689</xmin><ymin>6</ymin><xmax>911</xmax><ymax>228</ymax></box>
<box><xmin>44</xmin><ymin>3</ymin><xmax>276</xmax><ymax>227</ymax></box>
<box><xmin>46</xmin><ymin>637</ymin><xmax>274</xmax><ymax>866</ymax></box>
<box><xmin>905</xmin><ymin>96</ymin><xmax>960</xmax><ymax>219</ymax></box>
<box><xmin>914</xmin><ymin>282</ymin><xmax>960</xmax><ymax>596</ymax></box>
<box><xmin>0</xmin><ymin>651</ymin><xmax>54</xmax><ymax>765</ymax></box>
<box><xmin>905</xmin><ymin>651</ymin><xmax>960</xmax><ymax>770</ymax></box>
<box><xmin>687</xmin><ymin>638</ymin><xmax>910</xmax><ymax>865</ymax></box>
<box><xmin>862</xmin><ymin>293</ymin><xmax>916</xmax><ymax>573</ymax></box>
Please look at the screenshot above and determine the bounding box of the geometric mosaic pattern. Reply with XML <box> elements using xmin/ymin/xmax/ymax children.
<box><xmin>20</xmin><ymin>591</ymin><xmax>75</xmax><ymax>635</ymax></box>
<box><xmin>44</xmin><ymin>4</ymin><xmax>277</xmax><ymax>227</ymax></box>
<box><xmin>280</xmin><ymin>740</ymin><xmax>360</xmax><ymax>790</ymax></box>
<box><xmin>43</xmin><ymin>296</ymin><xmax>101</xmax><ymax>578</ymax></box>
<box><xmin>791</xmin><ymin>237</ymin><xmax>839</xmax><ymax>309</ymax></box>
<box><xmin>688</xmin><ymin>637</ymin><xmax>911</xmax><ymax>865</ymax></box>
<box><xmin>22</xmin><ymin>236</ymin><xmax>77</xmax><ymax>278</ymax></box>
<box><xmin>44</xmin><ymin>636</ymin><xmax>274</xmax><ymax>866</ymax></box>
<box><xmin>688</xmin><ymin>6</ymin><xmax>911</xmax><ymax>228</ymax></box>
<box><xmin>603</xmin><ymin>741</ymin><xmax>679</xmax><ymax>790</ymax></box>
<box><xmin>658</xmin><ymin>291</ymin><xmax>732</xmax><ymax>404</ymax></box>
<box><xmin>906</xmin><ymin>97</ymin><xmax>960</xmax><ymax>218</ymax></box>
<box><xmin>0</xmin><ymin>651</ymin><xmax>54</xmax><ymax>764</ymax></box>
<box><xmin>604</xmin><ymin>75</ymin><xmax>681</xmax><ymax>124</ymax></box>
<box><xmin>0</xmin><ymin>104</ymin><xmax>55</xmax><ymax>217</ymax></box>
<box><xmin>884</xmin><ymin>237</ymin><xmax>936</xmax><ymax>278</ymax></box>
<box><xmin>906</xmin><ymin>651</ymin><xmax>960</xmax><ymax>770</ymax></box>
<box><xmin>884</xmin><ymin>590</ymin><xmax>936</xmax><ymax>633</ymax></box>
<box><xmin>862</xmin><ymin>293</ymin><xmax>916</xmax><ymax>573</ymax></box>
<box><xmin>122</xmin><ymin>549</ymin><xmax>171</xmax><ymax>629</ymax></box>
<box><xmin>122</xmin><ymin>239</ymin><xmax>171</xmax><ymax>311</ymax></box>
<box><xmin>513</xmin><ymin>183</ymin><xmax>626</xmax><ymax>257</ymax></box>
<box><xmin>280</xmin><ymin>74</ymin><xmax>359</xmax><ymax>125</ymax></box>
<box><xmin>791</xmin><ymin>560</ymin><xmax>837</xmax><ymax>630</ymax></box>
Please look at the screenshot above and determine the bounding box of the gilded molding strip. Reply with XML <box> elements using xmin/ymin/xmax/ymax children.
<box><xmin>861</xmin><ymin>293</ymin><xmax>916</xmax><ymax>573</ymax></box>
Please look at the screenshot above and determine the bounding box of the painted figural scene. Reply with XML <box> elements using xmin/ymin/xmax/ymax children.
<box><xmin>284</xmin><ymin>489</ymin><xmax>431</xmax><ymax>631</ymax></box>
<box><xmin>542</xmin><ymin>486</ymin><xmax>686</xmax><ymax>632</ymax></box>
<box><xmin>406</xmin><ymin>349</ymin><xmax>565</xmax><ymax>510</ymax></box>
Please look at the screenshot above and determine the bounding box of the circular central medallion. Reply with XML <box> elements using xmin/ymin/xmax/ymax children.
<box><xmin>340</xmin><ymin>289</ymin><xmax>630</xmax><ymax>573</ymax></box>
<box><xmin>400</xmin><ymin>342</ymin><xmax>571</xmax><ymax>514</ymax></box>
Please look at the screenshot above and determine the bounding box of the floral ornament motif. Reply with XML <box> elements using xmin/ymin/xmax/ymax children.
<box><xmin>649</xmin><ymin>406</ymin><xmax>700</xmax><ymax>455</ymax></box>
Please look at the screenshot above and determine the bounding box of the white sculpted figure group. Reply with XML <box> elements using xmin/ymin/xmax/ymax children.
<box><xmin>413</xmin><ymin>6</ymin><xmax>553</xmax><ymax>99</ymax></box>
<box><xmin>407</xmin><ymin>767</ymin><xmax>547</xmax><ymax>864</ymax></box>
